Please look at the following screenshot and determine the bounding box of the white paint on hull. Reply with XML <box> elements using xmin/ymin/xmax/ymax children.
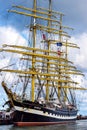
<box><xmin>14</xmin><ymin>106</ymin><xmax>77</xmax><ymax>120</ymax></box>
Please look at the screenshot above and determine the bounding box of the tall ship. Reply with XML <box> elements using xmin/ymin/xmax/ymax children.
<box><xmin>0</xmin><ymin>0</ymin><xmax>86</xmax><ymax>126</ymax></box>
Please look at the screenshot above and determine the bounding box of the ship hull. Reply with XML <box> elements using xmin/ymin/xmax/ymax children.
<box><xmin>13</xmin><ymin>109</ymin><xmax>77</xmax><ymax>126</ymax></box>
<box><xmin>1</xmin><ymin>82</ymin><xmax>78</xmax><ymax>126</ymax></box>
<box><xmin>12</xmin><ymin>100</ymin><xmax>77</xmax><ymax>126</ymax></box>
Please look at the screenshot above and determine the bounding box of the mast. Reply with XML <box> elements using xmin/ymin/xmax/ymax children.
<box><xmin>46</xmin><ymin>0</ymin><xmax>52</xmax><ymax>101</ymax></box>
<box><xmin>31</xmin><ymin>0</ymin><xmax>37</xmax><ymax>102</ymax></box>
<box><xmin>64</xmin><ymin>39</ymin><xmax>68</xmax><ymax>102</ymax></box>
<box><xmin>58</xmin><ymin>14</ymin><xmax>63</xmax><ymax>102</ymax></box>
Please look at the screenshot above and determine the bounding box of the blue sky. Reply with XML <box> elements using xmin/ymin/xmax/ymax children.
<box><xmin>0</xmin><ymin>0</ymin><xmax>87</xmax><ymax>115</ymax></box>
<box><xmin>0</xmin><ymin>0</ymin><xmax>87</xmax><ymax>34</ymax></box>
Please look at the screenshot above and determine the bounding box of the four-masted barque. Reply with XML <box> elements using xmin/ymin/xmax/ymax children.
<box><xmin>0</xmin><ymin>0</ymin><xmax>86</xmax><ymax>126</ymax></box>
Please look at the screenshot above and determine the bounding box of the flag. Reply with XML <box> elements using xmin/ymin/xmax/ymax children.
<box><xmin>56</xmin><ymin>42</ymin><xmax>62</xmax><ymax>47</ymax></box>
<box><xmin>42</xmin><ymin>34</ymin><xmax>46</xmax><ymax>40</ymax></box>
<box><xmin>57</xmin><ymin>50</ymin><xmax>61</xmax><ymax>56</ymax></box>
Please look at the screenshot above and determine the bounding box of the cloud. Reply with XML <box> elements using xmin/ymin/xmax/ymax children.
<box><xmin>69</xmin><ymin>33</ymin><xmax>87</xmax><ymax>70</ymax></box>
<box><xmin>0</xmin><ymin>25</ymin><xmax>28</xmax><ymax>58</ymax></box>
<box><xmin>0</xmin><ymin>26</ymin><xmax>27</xmax><ymax>85</ymax></box>
<box><xmin>0</xmin><ymin>26</ymin><xmax>26</xmax><ymax>46</ymax></box>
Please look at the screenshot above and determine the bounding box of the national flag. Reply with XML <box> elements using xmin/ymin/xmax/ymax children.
<box><xmin>57</xmin><ymin>50</ymin><xmax>61</xmax><ymax>56</ymax></box>
<box><xmin>42</xmin><ymin>34</ymin><xmax>46</xmax><ymax>40</ymax></box>
<box><xmin>56</xmin><ymin>42</ymin><xmax>62</xmax><ymax>47</ymax></box>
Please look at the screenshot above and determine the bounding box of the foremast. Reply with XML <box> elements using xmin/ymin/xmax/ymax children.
<box><xmin>31</xmin><ymin>0</ymin><xmax>37</xmax><ymax>102</ymax></box>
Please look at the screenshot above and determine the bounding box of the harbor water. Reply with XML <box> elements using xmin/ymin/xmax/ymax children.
<box><xmin>0</xmin><ymin>120</ymin><xmax>87</xmax><ymax>130</ymax></box>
